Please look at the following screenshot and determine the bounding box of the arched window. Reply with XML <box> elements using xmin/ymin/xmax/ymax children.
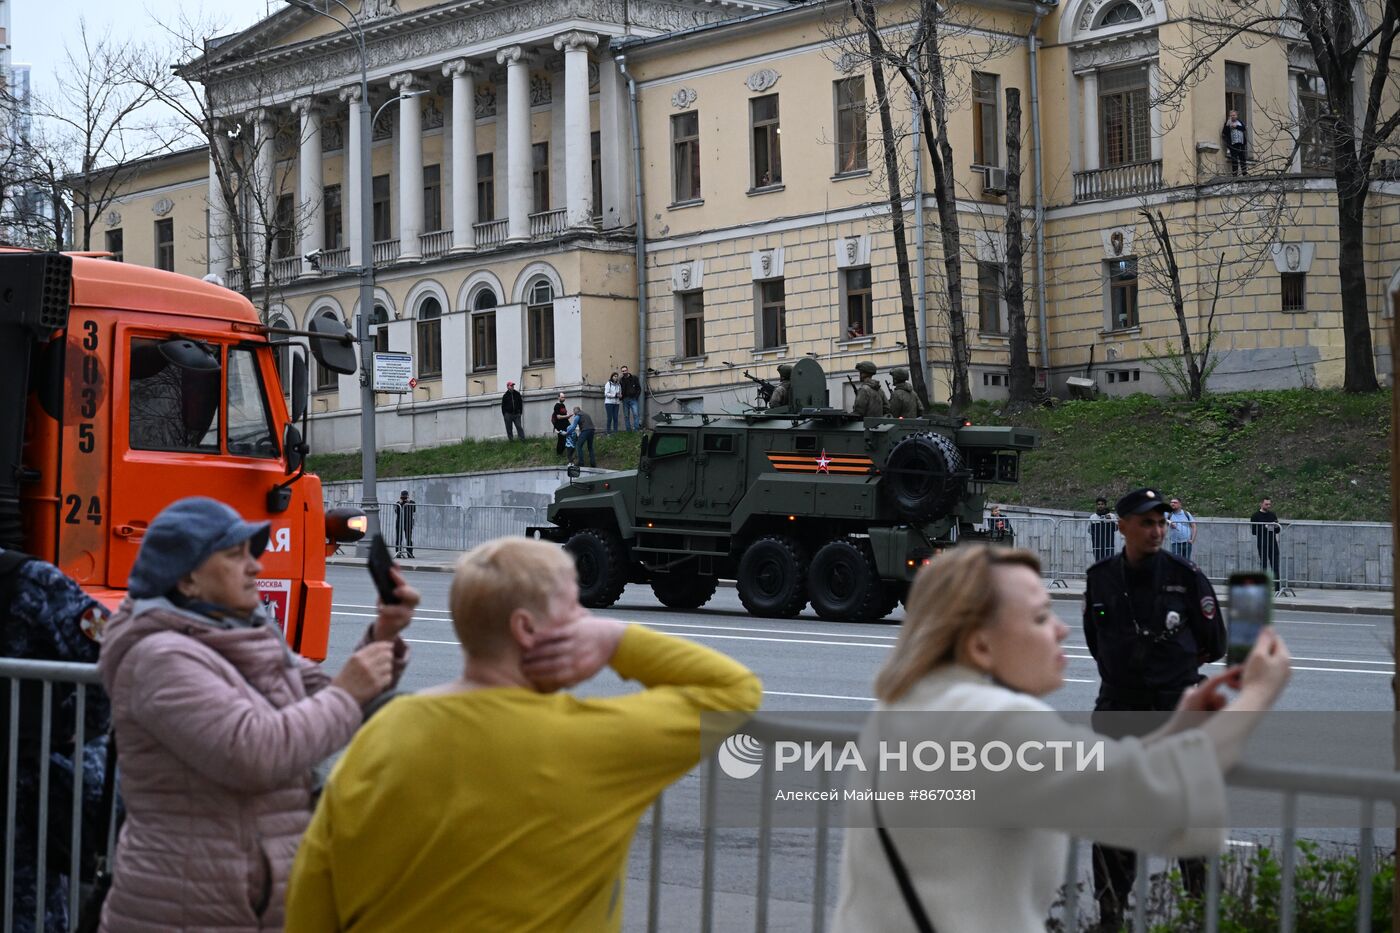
<box><xmin>416</xmin><ymin>296</ymin><xmax>442</xmax><ymax>378</ymax></box>
<box><xmin>471</xmin><ymin>288</ymin><xmax>498</xmax><ymax>371</ymax></box>
<box><xmin>372</xmin><ymin>304</ymin><xmax>390</xmax><ymax>354</ymax></box>
<box><xmin>312</xmin><ymin>310</ymin><xmax>342</xmax><ymax>392</ymax></box>
<box><xmin>526</xmin><ymin>280</ymin><xmax>554</xmax><ymax>365</ymax></box>
<box><xmin>269</xmin><ymin>314</ymin><xmax>292</xmax><ymax>395</ymax></box>
<box><xmin>1097</xmin><ymin>1</ymin><xmax>1143</xmax><ymax>26</ymax></box>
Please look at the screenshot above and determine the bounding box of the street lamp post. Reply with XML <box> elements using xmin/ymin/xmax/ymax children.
<box><xmin>282</xmin><ymin>0</ymin><xmax>418</xmax><ymax>551</ymax></box>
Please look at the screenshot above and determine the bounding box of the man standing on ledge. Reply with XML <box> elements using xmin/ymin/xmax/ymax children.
<box><xmin>620</xmin><ymin>365</ymin><xmax>643</xmax><ymax>431</ymax></box>
<box><xmin>1084</xmin><ymin>487</ymin><xmax>1225</xmax><ymax>931</ymax></box>
<box><xmin>500</xmin><ymin>380</ymin><xmax>524</xmax><ymax>441</ymax></box>
<box><xmin>850</xmin><ymin>361</ymin><xmax>887</xmax><ymax>417</ymax></box>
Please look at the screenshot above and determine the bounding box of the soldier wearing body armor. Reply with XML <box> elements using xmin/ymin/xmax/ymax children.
<box><xmin>850</xmin><ymin>361</ymin><xmax>887</xmax><ymax>417</ymax></box>
<box><xmin>887</xmin><ymin>367</ymin><xmax>922</xmax><ymax>418</ymax></box>
<box><xmin>1084</xmin><ymin>487</ymin><xmax>1226</xmax><ymax>931</ymax></box>
<box><xmin>768</xmin><ymin>363</ymin><xmax>794</xmax><ymax>410</ymax></box>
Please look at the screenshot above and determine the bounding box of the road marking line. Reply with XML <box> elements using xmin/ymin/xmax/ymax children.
<box><xmin>766</xmin><ymin>690</ymin><xmax>874</xmax><ymax>702</ymax></box>
<box><xmin>638</xmin><ymin>620</ymin><xmax>900</xmax><ymax>641</ymax></box>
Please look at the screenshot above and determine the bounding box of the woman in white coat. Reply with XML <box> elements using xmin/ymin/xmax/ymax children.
<box><xmin>833</xmin><ymin>546</ymin><xmax>1290</xmax><ymax>933</ymax></box>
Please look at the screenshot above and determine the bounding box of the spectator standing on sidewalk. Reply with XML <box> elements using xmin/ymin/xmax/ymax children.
<box><xmin>571</xmin><ymin>406</ymin><xmax>597</xmax><ymax>468</ymax></box>
<box><xmin>832</xmin><ymin>545</ymin><xmax>1290</xmax><ymax>933</ymax></box>
<box><xmin>500</xmin><ymin>381</ymin><xmax>524</xmax><ymax>441</ymax></box>
<box><xmin>1089</xmin><ymin>497</ymin><xmax>1117</xmax><ymax>563</ymax></box>
<box><xmin>604</xmin><ymin>372</ymin><xmax>622</xmax><ymax>434</ymax></box>
<box><xmin>987</xmin><ymin>505</ymin><xmax>1014</xmax><ymax>542</ymax></box>
<box><xmin>286</xmin><ymin>537</ymin><xmax>761</xmax><ymax>932</ymax></box>
<box><xmin>1167</xmin><ymin>496</ymin><xmax>1197</xmax><ymax>562</ymax></box>
<box><xmin>1084</xmin><ymin>488</ymin><xmax>1227</xmax><ymax>931</ymax></box>
<box><xmin>1250</xmin><ymin>497</ymin><xmax>1283</xmax><ymax>591</ymax></box>
<box><xmin>620</xmin><ymin>365</ymin><xmax>643</xmax><ymax>431</ymax></box>
<box><xmin>551</xmin><ymin>393</ymin><xmax>571</xmax><ymax>457</ymax></box>
<box><xmin>393</xmin><ymin>491</ymin><xmax>416</xmax><ymax>559</ymax></box>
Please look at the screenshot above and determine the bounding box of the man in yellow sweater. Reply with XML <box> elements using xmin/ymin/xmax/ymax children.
<box><xmin>286</xmin><ymin>537</ymin><xmax>762</xmax><ymax>932</ymax></box>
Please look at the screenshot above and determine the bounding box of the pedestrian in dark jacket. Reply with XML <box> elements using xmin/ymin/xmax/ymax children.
<box><xmin>619</xmin><ymin>366</ymin><xmax>642</xmax><ymax>431</ymax></box>
<box><xmin>551</xmin><ymin>393</ymin><xmax>571</xmax><ymax>457</ymax></box>
<box><xmin>1222</xmin><ymin>110</ymin><xmax>1248</xmax><ymax>175</ymax></box>
<box><xmin>571</xmin><ymin>407</ymin><xmax>597</xmax><ymax>467</ymax></box>
<box><xmin>501</xmin><ymin>381</ymin><xmax>524</xmax><ymax>441</ymax></box>
<box><xmin>1250</xmin><ymin>497</ymin><xmax>1283</xmax><ymax>591</ymax></box>
<box><xmin>394</xmin><ymin>491</ymin><xmax>416</xmax><ymax>559</ymax></box>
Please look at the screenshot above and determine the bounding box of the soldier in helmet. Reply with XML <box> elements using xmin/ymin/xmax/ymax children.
<box><xmin>768</xmin><ymin>363</ymin><xmax>794</xmax><ymax>410</ymax></box>
<box><xmin>850</xmin><ymin>361</ymin><xmax>888</xmax><ymax>417</ymax></box>
<box><xmin>887</xmin><ymin>367</ymin><xmax>923</xmax><ymax>418</ymax></box>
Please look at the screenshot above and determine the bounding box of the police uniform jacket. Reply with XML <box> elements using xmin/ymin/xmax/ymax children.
<box><xmin>1083</xmin><ymin>550</ymin><xmax>1225</xmax><ymax>707</ymax></box>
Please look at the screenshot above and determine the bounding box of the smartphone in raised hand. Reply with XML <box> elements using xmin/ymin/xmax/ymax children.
<box><xmin>1226</xmin><ymin>571</ymin><xmax>1272</xmax><ymax>665</ymax></box>
<box><xmin>367</xmin><ymin>533</ymin><xmax>402</xmax><ymax>605</ymax></box>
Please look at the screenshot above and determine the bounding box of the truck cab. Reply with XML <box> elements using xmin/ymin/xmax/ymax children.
<box><xmin>2</xmin><ymin>250</ymin><xmax>360</xmax><ymax>660</ymax></box>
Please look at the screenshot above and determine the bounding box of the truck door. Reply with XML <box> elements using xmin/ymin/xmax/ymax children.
<box><xmin>636</xmin><ymin>430</ymin><xmax>695</xmax><ymax>517</ymax></box>
<box><xmin>694</xmin><ymin>431</ymin><xmax>745</xmax><ymax>516</ymax></box>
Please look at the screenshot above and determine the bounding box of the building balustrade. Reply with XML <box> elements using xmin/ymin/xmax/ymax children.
<box><xmin>529</xmin><ymin>208</ymin><xmax>567</xmax><ymax>239</ymax></box>
<box><xmin>420</xmin><ymin>229</ymin><xmax>453</xmax><ymax>259</ymax></box>
<box><xmin>474</xmin><ymin>218</ymin><xmax>508</xmax><ymax>248</ymax></box>
<box><xmin>320</xmin><ymin>246</ymin><xmax>351</xmax><ymax>273</ymax></box>
<box><xmin>1072</xmin><ymin>159</ymin><xmax>1164</xmax><ymax>202</ymax></box>
<box><xmin>270</xmin><ymin>256</ymin><xmax>302</xmax><ymax>284</ymax></box>
<box><xmin>372</xmin><ymin>239</ymin><xmax>401</xmax><ymax>266</ymax></box>
<box><xmin>224</xmin><ymin>267</ymin><xmax>249</xmax><ymax>293</ymax></box>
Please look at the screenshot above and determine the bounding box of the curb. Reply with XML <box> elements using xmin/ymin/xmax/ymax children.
<box><xmin>327</xmin><ymin>557</ymin><xmax>1393</xmax><ymax>616</ymax></box>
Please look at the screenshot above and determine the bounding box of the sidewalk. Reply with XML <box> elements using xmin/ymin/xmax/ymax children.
<box><xmin>328</xmin><ymin>555</ymin><xmax>1394</xmax><ymax>616</ymax></box>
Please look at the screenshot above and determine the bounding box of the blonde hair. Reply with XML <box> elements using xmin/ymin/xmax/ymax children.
<box><xmin>874</xmin><ymin>545</ymin><xmax>1042</xmax><ymax>703</ymax></box>
<box><xmin>448</xmin><ymin>537</ymin><xmax>577</xmax><ymax>656</ymax></box>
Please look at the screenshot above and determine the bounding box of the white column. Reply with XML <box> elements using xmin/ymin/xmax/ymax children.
<box><xmin>208</xmin><ymin>127</ymin><xmax>231</xmax><ymax>277</ymax></box>
<box><xmin>597</xmin><ymin>56</ymin><xmax>629</xmax><ymax>228</ymax></box>
<box><xmin>1081</xmin><ymin>72</ymin><xmax>1100</xmax><ymax>171</ymax></box>
<box><xmin>497</xmin><ymin>45</ymin><xmax>532</xmax><ymax>242</ymax></box>
<box><xmin>253</xmin><ymin>110</ymin><xmax>276</xmax><ymax>284</ymax></box>
<box><xmin>444</xmin><ymin>59</ymin><xmax>477</xmax><ymax>252</ymax></box>
<box><xmin>294</xmin><ymin>98</ymin><xmax>324</xmax><ymax>261</ymax></box>
<box><xmin>340</xmin><ymin>84</ymin><xmax>364</xmax><ymax>268</ymax></box>
<box><xmin>554</xmin><ymin>31</ymin><xmax>598</xmax><ymax>229</ymax></box>
<box><xmin>391</xmin><ymin>72</ymin><xmax>423</xmax><ymax>260</ymax></box>
<box><xmin>1148</xmin><ymin>61</ymin><xmax>1163</xmax><ymax>162</ymax></box>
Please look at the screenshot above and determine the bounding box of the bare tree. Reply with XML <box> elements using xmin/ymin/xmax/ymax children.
<box><xmin>1137</xmin><ymin>208</ymin><xmax>1226</xmax><ymax>399</ymax></box>
<box><xmin>1156</xmin><ymin>0</ymin><xmax>1399</xmax><ymax>393</ymax></box>
<box><xmin>39</xmin><ymin>21</ymin><xmax>177</xmax><ymax>250</ymax></box>
<box><xmin>1003</xmin><ymin>88</ymin><xmax>1034</xmax><ymax>404</ymax></box>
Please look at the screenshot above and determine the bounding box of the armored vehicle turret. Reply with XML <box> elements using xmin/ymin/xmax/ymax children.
<box><xmin>528</xmin><ymin>359</ymin><xmax>1038</xmax><ymax>623</ymax></box>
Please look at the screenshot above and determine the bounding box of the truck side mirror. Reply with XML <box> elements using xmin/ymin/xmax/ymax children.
<box><xmin>308</xmin><ymin>315</ymin><xmax>358</xmax><ymax>376</ymax></box>
<box><xmin>291</xmin><ymin>351</ymin><xmax>308</xmax><ymax>422</ymax></box>
<box><xmin>283</xmin><ymin>422</ymin><xmax>307</xmax><ymax>476</ymax></box>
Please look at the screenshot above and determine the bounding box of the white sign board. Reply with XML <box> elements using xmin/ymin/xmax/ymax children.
<box><xmin>373</xmin><ymin>351</ymin><xmax>414</xmax><ymax>393</ymax></box>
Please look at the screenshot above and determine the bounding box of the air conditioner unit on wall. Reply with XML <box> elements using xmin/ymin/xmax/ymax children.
<box><xmin>981</xmin><ymin>166</ymin><xmax>1008</xmax><ymax>195</ymax></box>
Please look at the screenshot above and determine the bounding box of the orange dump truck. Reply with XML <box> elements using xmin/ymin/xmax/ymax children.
<box><xmin>0</xmin><ymin>250</ymin><xmax>364</xmax><ymax>660</ymax></box>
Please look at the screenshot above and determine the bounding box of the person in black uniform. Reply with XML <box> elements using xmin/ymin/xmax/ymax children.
<box><xmin>1084</xmin><ymin>487</ymin><xmax>1227</xmax><ymax>931</ymax></box>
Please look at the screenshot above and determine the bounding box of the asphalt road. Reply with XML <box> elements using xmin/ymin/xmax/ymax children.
<box><xmin>321</xmin><ymin>567</ymin><xmax>1397</xmax><ymax>931</ymax></box>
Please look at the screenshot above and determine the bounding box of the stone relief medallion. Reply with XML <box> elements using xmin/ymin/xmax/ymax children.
<box><xmin>153</xmin><ymin>198</ymin><xmax>175</xmax><ymax>217</ymax></box>
<box><xmin>423</xmin><ymin>97</ymin><xmax>444</xmax><ymax>130</ymax></box>
<box><xmin>845</xmin><ymin>239</ymin><xmax>858</xmax><ymax>263</ymax></box>
<box><xmin>835</xmin><ymin>52</ymin><xmax>860</xmax><ymax>74</ymax></box>
<box><xmin>530</xmin><ymin>73</ymin><xmax>552</xmax><ymax>106</ymax></box>
<box><xmin>475</xmin><ymin>85</ymin><xmax>497</xmax><ymax>119</ymax></box>
<box><xmin>1110</xmin><ymin>230</ymin><xmax>1124</xmax><ymax>255</ymax></box>
<box><xmin>105</xmin><ymin>211</ymin><xmax>122</xmax><ymax>227</ymax></box>
<box><xmin>759</xmin><ymin>252</ymin><xmax>773</xmax><ymax>276</ymax></box>
<box><xmin>679</xmin><ymin>266</ymin><xmax>691</xmax><ymax>287</ymax></box>
<box><xmin>671</xmin><ymin>87</ymin><xmax>698</xmax><ymax>109</ymax></box>
<box><xmin>746</xmin><ymin>68</ymin><xmax>780</xmax><ymax>92</ymax></box>
<box><xmin>1285</xmin><ymin>244</ymin><xmax>1301</xmax><ymax>271</ymax></box>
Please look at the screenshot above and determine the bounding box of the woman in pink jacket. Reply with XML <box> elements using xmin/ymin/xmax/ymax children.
<box><xmin>96</xmin><ymin>497</ymin><xmax>417</xmax><ymax>932</ymax></box>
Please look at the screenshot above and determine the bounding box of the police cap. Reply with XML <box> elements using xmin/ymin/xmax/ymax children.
<box><xmin>855</xmin><ymin>361</ymin><xmax>877</xmax><ymax>376</ymax></box>
<box><xmin>1115</xmin><ymin>488</ymin><xmax>1171</xmax><ymax>516</ymax></box>
<box><xmin>891</xmin><ymin>367</ymin><xmax>910</xmax><ymax>383</ymax></box>
<box><xmin>777</xmin><ymin>363</ymin><xmax>793</xmax><ymax>378</ymax></box>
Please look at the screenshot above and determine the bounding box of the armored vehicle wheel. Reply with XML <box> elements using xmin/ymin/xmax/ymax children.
<box><xmin>651</xmin><ymin>572</ymin><xmax>719</xmax><ymax>609</ymax></box>
<box><xmin>808</xmin><ymin>539</ymin><xmax>886</xmax><ymax>623</ymax></box>
<box><xmin>736</xmin><ymin>536</ymin><xmax>809</xmax><ymax>618</ymax></box>
<box><xmin>565</xmin><ymin>528</ymin><xmax>629</xmax><ymax>609</ymax></box>
<box><xmin>872</xmin><ymin>583</ymin><xmax>904</xmax><ymax>623</ymax></box>
<box><xmin>882</xmin><ymin>432</ymin><xmax>966</xmax><ymax>524</ymax></box>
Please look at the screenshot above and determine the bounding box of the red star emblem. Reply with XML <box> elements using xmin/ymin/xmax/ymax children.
<box><xmin>815</xmin><ymin>450</ymin><xmax>832</xmax><ymax>473</ymax></box>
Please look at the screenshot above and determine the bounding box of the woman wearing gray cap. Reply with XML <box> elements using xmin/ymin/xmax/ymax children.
<box><xmin>95</xmin><ymin>497</ymin><xmax>418</xmax><ymax>932</ymax></box>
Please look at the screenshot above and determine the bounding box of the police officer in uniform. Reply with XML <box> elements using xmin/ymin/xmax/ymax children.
<box><xmin>850</xmin><ymin>361</ymin><xmax>887</xmax><ymax>417</ymax></box>
<box><xmin>887</xmin><ymin>367</ymin><xmax>922</xmax><ymax>417</ymax></box>
<box><xmin>768</xmin><ymin>363</ymin><xmax>794</xmax><ymax>410</ymax></box>
<box><xmin>1084</xmin><ymin>487</ymin><xmax>1226</xmax><ymax>930</ymax></box>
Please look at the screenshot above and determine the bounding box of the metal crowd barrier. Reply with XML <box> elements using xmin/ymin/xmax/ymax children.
<box><xmin>326</xmin><ymin>501</ymin><xmax>543</xmax><ymax>557</ymax></box>
<box><xmin>640</xmin><ymin>713</ymin><xmax>1400</xmax><ymax>933</ymax></box>
<box><xmin>2</xmin><ymin>658</ymin><xmax>117</xmax><ymax>933</ymax></box>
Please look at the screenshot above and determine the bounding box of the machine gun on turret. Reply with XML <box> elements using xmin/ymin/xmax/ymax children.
<box><xmin>741</xmin><ymin>370</ymin><xmax>776</xmax><ymax>406</ymax></box>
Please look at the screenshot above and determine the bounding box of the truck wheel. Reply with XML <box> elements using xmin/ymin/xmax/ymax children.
<box><xmin>736</xmin><ymin>536</ymin><xmax>808</xmax><ymax>618</ymax></box>
<box><xmin>882</xmin><ymin>432</ymin><xmax>966</xmax><ymax>524</ymax></box>
<box><xmin>808</xmin><ymin>539</ymin><xmax>886</xmax><ymax>623</ymax></box>
<box><xmin>565</xmin><ymin>528</ymin><xmax>628</xmax><ymax>609</ymax></box>
<box><xmin>872</xmin><ymin>583</ymin><xmax>904</xmax><ymax>623</ymax></box>
<box><xmin>651</xmin><ymin>573</ymin><xmax>719</xmax><ymax>609</ymax></box>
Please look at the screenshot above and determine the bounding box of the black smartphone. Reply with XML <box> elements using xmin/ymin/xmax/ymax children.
<box><xmin>1226</xmin><ymin>571</ymin><xmax>1273</xmax><ymax>664</ymax></box>
<box><xmin>367</xmin><ymin>533</ymin><xmax>402</xmax><ymax>605</ymax></box>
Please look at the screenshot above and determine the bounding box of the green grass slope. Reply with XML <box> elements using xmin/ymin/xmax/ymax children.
<box><xmin>309</xmin><ymin>389</ymin><xmax>1393</xmax><ymax>523</ymax></box>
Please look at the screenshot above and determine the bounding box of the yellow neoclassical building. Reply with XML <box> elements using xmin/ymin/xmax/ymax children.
<box><xmin>84</xmin><ymin>0</ymin><xmax>1398</xmax><ymax>452</ymax></box>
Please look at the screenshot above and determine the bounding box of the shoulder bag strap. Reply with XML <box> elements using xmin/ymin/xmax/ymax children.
<box><xmin>95</xmin><ymin>730</ymin><xmax>119</xmax><ymax>856</ymax></box>
<box><xmin>871</xmin><ymin>769</ymin><xmax>937</xmax><ymax>933</ymax></box>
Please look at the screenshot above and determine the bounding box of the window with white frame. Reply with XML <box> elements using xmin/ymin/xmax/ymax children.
<box><xmin>1297</xmin><ymin>72</ymin><xmax>1331</xmax><ymax>171</ymax></box>
<box><xmin>835</xmin><ymin>77</ymin><xmax>867</xmax><ymax>174</ymax></box>
<box><xmin>750</xmin><ymin>95</ymin><xmax>782</xmax><ymax>188</ymax></box>
<box><xmin>527</xmin><ymin>279</ymin><xmax>555</xmax><ymax>364</ymax></box>
<box><xmin>416</xmin><ymin>297</ymin><xmax>442</xmax><ymax>378</ymax></box>
<box><xmin>672</xmin><ymin>111</ymin><xmax>701</xmax><ymax>203</ymax></box>
<box><xmin>471</xmin><ymin>289</ymin><xmax>498</xmax><ymax>371</ymax></box>
<box><xmin>532</xmin><ymin>143</ymin><xmax>550</xmax><ymax>213</ymax></box>
<box><xmin>843</xmin><ymin>267</ymin><xmax>872</xmax><ymax>338</ymax></box>
<box><xmin>1281</xmin><ymin>272</ymin><xmax>1306</xmax><ymax>312</ymax></box>
<box><xmin>1105</xmin><ymin>258</ymin><xmax>1139</xmax><ymax>330</ymax></box>
<box><xmin>972</xmin><ymin>72</ymin><xmax>999</xmax><ymax>167</ymax></box>
<box><xmin>371</xmin><ymin>304</ymin><xmax>390</xmax><ymax>354</ymax></box>
<box><xmin>978</xmin><ymin>261</ymin><xmax>1006</xmax><ymax>334</ymax></box>
<box><xmin>1099</xmin><ymin>65</ymin><xmax>1151</xmax><ymax>166</ymax></box>
<box><xmin>477</xmin><ymin>154</ymin><xmax>495</xmax><ymax>221</ymax></box>
<box><xmin>678</xmin><ymin>291</ymin><xmax>705</xmax><ymax>358</ymax></box>
<box><xmin>756</xmin><ymin>279</ymin><xmax>786</xmax><ymax>348</ymax></box>
<box><xmin>323</xmin><ymin>184</ymin><xmax>342</xmax><ymax>250</ymax></box>
<box><xmin>423</xmin><ymin>164</ymin><xmax>442</xmax><ymax>233</ymax></box>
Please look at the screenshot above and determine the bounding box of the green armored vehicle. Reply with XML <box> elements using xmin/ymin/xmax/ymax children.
<box><xmin>529</xmin><ymin>359</ymin><xmax>1038</xmax><ymax>622</ymax></box>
